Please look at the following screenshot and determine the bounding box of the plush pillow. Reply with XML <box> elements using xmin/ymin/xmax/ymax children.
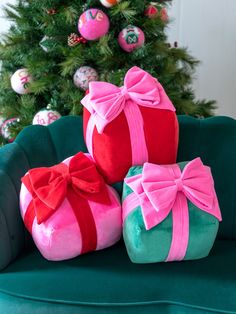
<box><xmin>20</xmin><ymin>152</ymin><xmax>122</xmax><ymax>261</ymax></box>
<box><xmin>81</xmin><ymin>66</ymin><xmax>179</xmax><ymax>184</ymax></box>
<box><xmin>122</xmin><ymin>158</ymin><xmax>222</xmax><ymax>264</ymax></box>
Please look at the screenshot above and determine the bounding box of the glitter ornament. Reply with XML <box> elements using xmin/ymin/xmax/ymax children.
<box><xmin>11</xmin><ymin>69</ymin><xmax>32</xmax><ymax>94</ymax></box>
<box><xmin>99</xmin><ymin>0</ymin><xmax>121</xmax><ymax>8</ymax></box>
<box><xmin>1</xmin><ymin>118</ymin><xmax>19</xmax><ymax>142</ymax></box>
<box><xmin>68</xmin><ymin>33</ymin><xmax>87</xmax><ymax>47</ymax></box>
<box><xmin>46</xmin><ymin>8</ymin><xmax>57</xmax><ymax>15</ymax></box>
<box><xmin>78</xmin><ymin>9</ymin><xmax>110</xmax><ymax>41</ymax></box>
<box><xmin>73</xmin><ymin>66</ymin><xmax>99</xmax><ymax>90</ymax></box>
<box><xmin>118</xmin><ymin>25</ymin><xmax>145</xmax><ymax>52</ymax></box>
<box><xmin>145</xmin><ymin>3</ymin><xmax>169</xmax><ymax>22</ymax></box>
<box><xmin>32</xmin><ymin>109</ymin><xmax>61</xmax><ymax>126</ymax></box>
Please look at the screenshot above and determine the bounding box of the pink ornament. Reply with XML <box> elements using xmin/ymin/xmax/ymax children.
<box><xmin>118</xmin><ymin>25</ymin><xmax>145</xmax><ymax>52</ymax></box>
<box><xmin>78</xmin><ymin>9</ymin><xmax>110</xmax><ymax>41</ymax></box>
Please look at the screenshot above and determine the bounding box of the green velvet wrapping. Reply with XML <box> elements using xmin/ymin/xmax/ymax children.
<box><xmin>122</xmin><ymin>162</ymin><xmax>219</xmax><ymax>264</ymax></box>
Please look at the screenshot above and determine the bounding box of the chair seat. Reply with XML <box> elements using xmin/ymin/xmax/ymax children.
<box><xmin>0</xmin><ymin>240</ymin><xmax>235</xmax><ymax>314</ymax></box>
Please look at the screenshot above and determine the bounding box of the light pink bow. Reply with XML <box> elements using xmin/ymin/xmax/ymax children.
<box><xmin>81</xmin><ymin>66</ymin><xmax>175</xmax><ymax>133</ymax></box>
<box><xmin>125</xmin><ymin>158</ymin><xmax>222</xmax><ymax>230</ymax></box>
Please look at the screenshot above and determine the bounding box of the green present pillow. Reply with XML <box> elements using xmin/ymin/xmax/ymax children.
<box><xmin>122</xmin><ymin>158</ymin><xmax>222</xmax><ymax>264</ymax></box>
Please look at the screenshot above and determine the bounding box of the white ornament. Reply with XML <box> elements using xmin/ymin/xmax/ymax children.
<box><xmin>73</xmin><ymin>66</ymin><xmax>98</xmax><ymax>90</ymax></box>
<box><xmin>0</xmin><ymin>118</ymin><xmax>18</xmax><ymax>142</ymax></box>
<box><xmin>100</xmin><ymin>0</ymin><xmax>121</xmax><ymax>8</ymax></box>
<box><xmin>32</xmin><ymin>109</ymin><xmax>61</xmax><ymax>126</ymax></box>
<box><xmin>11</xmin><ymin>69</ymin><xmax>32</xmax><ymax>95</ymax></box>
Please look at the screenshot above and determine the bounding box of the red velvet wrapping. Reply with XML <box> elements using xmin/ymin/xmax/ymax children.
<box><xmin>83</xmin><ymin>108</ymin><xmax>179</xmax><ymax>184</ymax></box>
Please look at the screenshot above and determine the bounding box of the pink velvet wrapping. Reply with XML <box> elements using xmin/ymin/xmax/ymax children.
<box><xmin>19</xmin><ymin>156</ymin><xmax>122</xmax><ymax>261</ymax></box>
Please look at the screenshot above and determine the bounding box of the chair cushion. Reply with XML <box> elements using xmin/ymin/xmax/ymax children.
<box><xmin>0</xmin><ymin>240</ymin><xmax>235</xmax><ymax>314</ymax></box>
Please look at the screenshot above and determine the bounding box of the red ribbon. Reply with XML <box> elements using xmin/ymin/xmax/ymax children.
<box><xmin>22</xmin><ymin>152</ymin><xmax>110</xmax><ymax>254</ymax></box>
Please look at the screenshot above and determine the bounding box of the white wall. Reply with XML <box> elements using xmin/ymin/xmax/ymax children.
<box><xmin>168</xmin><ymin>0</ymin><xmax>236</xmax><ymax>118</ymax></box>
<box><xmin>1</xmin><ymin>0</ymin><xmax>236</xmax><ymax>117</ymax></box>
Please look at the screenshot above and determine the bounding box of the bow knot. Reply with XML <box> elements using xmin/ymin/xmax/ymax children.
<box><xmin>125</xmin><ymin>158</ymin><xmax>222</xmax><ymax>230</ymax></box>
<box><xmin>22</xmin><ymin>153</ymin><xmax>110</xmax><ymax>224</ymax></box>
<box><xmin>175</xmin><ymin>177</ymin><xmax>184</xmax><ymax>192</ymax></box>
<box><xmin>81</xmin><ymin>66</ymin><xmax>176</xmax><ymax>133</ymax></box>
<box><xmin>120</xmin><ymin>86</ymin><xmax>130</xmax><ymax>100</ymax></box>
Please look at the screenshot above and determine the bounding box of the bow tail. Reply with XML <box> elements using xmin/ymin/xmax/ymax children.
<box><xmin>166</xmin><ymin>193</ymin><xmax>189</xmax><ymax>262</ymax></box>
<box><xmin>67</xmin><ymin>187</ymin><xmax>97</xmax><ymax>254</ymax></box>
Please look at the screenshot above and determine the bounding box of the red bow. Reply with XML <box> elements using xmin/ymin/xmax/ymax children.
<box><xmin>22</xmin><ymin>152</ymin><xmax>110</xmax><ymax>224</ymax></box>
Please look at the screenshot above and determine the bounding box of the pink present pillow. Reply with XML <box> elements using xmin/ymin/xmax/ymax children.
<box><xmin>20</xmin><ymin>152</ymin><xmax>122</xmax><ymax>261</ymax></box>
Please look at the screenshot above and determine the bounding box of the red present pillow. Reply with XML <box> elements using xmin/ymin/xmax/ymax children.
<box><xmin>81</xmin><ymin>66</ymin><xmax>179</xmax><ymax>184</ymax></box>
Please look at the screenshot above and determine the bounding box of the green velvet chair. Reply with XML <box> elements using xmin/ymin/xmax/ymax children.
<box><xmin>0</xmin><ymin>115</ymin><xmax>236</xmax><ymax>314</ymax></box>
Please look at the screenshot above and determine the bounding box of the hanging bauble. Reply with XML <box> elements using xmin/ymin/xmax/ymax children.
<box><xmin>32</xmin><ymin>109</ymin><xmax>61</xmax><ymax>126</ymax></box>
<box><xmin>73</xmin><ymin>66</ymin><xmax>99</xmax><ymax>90</ymax></box>
<box><xmin>118</xmin><ymin>25</ymin><xmax>145</xmax><ymax>52</ymax></box>
<box><xmin>0</xmin><ymin>114</ymin><xmax>4</xmax><ymax>130</ymax></box>
<box><xmin>145</xmin><ymin>3</ymin><xmax>168</xmax><ymax>22</ymax></box>
<box><xmin>39</xmin><ymin>36</ymin><xmax>55</xmax><ymax>52</ymax></box>
<box><xmin>99</xmin><ymin>0</ymin><xmax>121</xmax><ymax>8</ymax></box>
<box><xmin>46</xmin><ymin>8</ymin><xmax>57</xmax><ymax>15</ymax></box>
<box><xmin>78</xmin><ymin>9</ymin><xmax>110</xmax><ymax>41</ymax></box>
<box><xmin>68</xmin><ymin>33</ymin><xmax>87</xmax><ymax>47</ymax></box>
<box><xmin>11</xmin><ymin>68</ymin><xmax>32</xmax><ymax>95</ymax></box>
<box><xmin>1</xmin><ymin>118</ymin><xmax>19</xmax><ymax>142</ymax></box>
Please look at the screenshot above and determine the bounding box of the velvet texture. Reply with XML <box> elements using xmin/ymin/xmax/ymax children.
<box><xmin>1</xmin><ymin>115</ymin><xmax>236</xmax><ymax>314</ymax></box>
<box><xmin>122</xmin><ymin>160</ymin><xmax>221</xmax><ymax>264</ymax></box>
<box><xmin>82</xmin><ymin>67</ymin><xmax>179</xmax><ymax>184</ymax></box>
<box><xmin>20</xmin><ymin>152</ymin><xmax>122</xmax><ymax>261</ymax></box>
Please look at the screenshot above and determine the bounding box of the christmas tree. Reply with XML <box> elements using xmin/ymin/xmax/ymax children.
<box><xmin>0</xmin><ymin>0</ymin><xmax>216</xmax><ymax>145</ymax></box>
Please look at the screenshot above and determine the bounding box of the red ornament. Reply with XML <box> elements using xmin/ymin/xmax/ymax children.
<box><xmin>145</xmin><ymin>5</ymin><xmax>158</xmax><ymax>18</ymax></box>
<box><xmin>68</xmin><ymin>33</ymin><xmax>87</xmax><ymax>47</ymax></box>
<box><xmin>46</xmin><ymin>8</ymin><xmax>57</xmax><ymax>15</ymax></box>
<box><xmin>145</xmin><ymin>4</ymin><xmax>168</xmax><ymax>22</ymax></box>
<box><xmin>161</xmin><ymin>7</ymin><xmax>168</xmax><ymax>22</ymax></box>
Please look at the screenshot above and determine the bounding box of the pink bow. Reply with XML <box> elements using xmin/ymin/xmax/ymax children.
<box><xmin>125</xmin><ymin>158</ymin><xmax>222</xmax><ymax>230</ymax></box>
<box><xmin>81</xmin><ymin>66</ymin><xmax>175</xmax><ymax>133</ymax></box>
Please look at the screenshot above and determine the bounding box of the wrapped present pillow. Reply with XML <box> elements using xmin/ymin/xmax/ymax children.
<box><xmin>82</xmin><ymin>66</ymin><xmax>179</xmax><ymax>184</ymax></box>
<box><xmin>122</xmin><ymin>158</ymin><xmax>222</xmax><ymax>263</ymax></box>
<box><xmin>20</xmin><ymin>152</ymin><xmax>122</xmax><ymax>261</ymax></box>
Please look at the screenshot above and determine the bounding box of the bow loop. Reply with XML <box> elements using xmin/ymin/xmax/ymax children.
<box><xmin>22</xmin><ymin>153</ymin><xmax>110</xmax><ymax>224</ymax></box>
<box><xmin>81</xmin><ymin>66</ymin><xmax>176</xmax><ymax>133</ymax></box>
<box><xmin>125</xmin><ymin>158</ymin><xmax>222</xmax><ymax>230</ymax></box>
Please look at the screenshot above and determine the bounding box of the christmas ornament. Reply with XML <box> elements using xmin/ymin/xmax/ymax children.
<box><xmin>68</xmin><ymin>33</ymin><xmax>87</xmax><ymax>47</ymax></box>
<box><xmin>99</xmin><ymin>0</ymin><xmax>121</xmax><ymax>8</ymax></box>
<box><xmin>39</xmin><ymin>36</ymin><xmax>55</xmax><ymax>52</ymax></box>
<box><xmin>1</xmin><ymin>118</ymin><xmax>19</xmax><ymax>142</ymax></box>
<box><xmin>32</xmin><ymin>109</ymin><xmax>61</xmax><ymax>126</ymax></box>
<box><xmin>78</xmin><ymin>9</ymin><xmax>110</xmax><ymax>41</ymax></box>
<box><xmin>0</xmin><ymin>114</ymin><xmax>4</xmax><ymax>130</ymax></box>
<box><xmin>73</xmin><ymin>66</ymin><xmax>99</xmax><ymax>90</ymax></box>
<box><xmin>145</xmin><ymin>3</ymin><xmax>168</xmax><ymax>22</ymax></box>
<box><xmin>46</xmin><ymin>8</ymin><xmax>57</xmax><ymax>15</ymax></box>
<box><xmin>118</xmin><ymin>25</ymin><xmax>145</xmax><ymax>52</ymax></box>
<box><xmin>11</xmin><ymin>69</ymin><xmax>32</xmax><ymax>95</ymax></box>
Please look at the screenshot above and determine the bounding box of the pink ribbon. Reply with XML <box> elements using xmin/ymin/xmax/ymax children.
<box><xmin>81</xmin><ymin>66</ymin><xmax>175</xmax><ymax>163</ymax></box>
<box><xmin>123</xmin><ymin>158</ymin><xmax>222</xmax><ymax>261</ymax></box>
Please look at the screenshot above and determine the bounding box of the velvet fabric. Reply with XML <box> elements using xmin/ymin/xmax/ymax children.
<box><xmin>82</xmin><ymin>67</ymin><xmax>179</xmax><ymax>184</ymax></box>
<box><xmin>1</xmin><ymin>115</ymin><xmax>236</xmax><ymax>314</ymax></box>
<box><xmin>20</xmin><ymin>152</ymin><xmax>122</xmax><ymax>261</ymax></box>
<box><xmin>1</xmin><ymin>241</ymin><xmax>236</xmax><ymax>314</ymax></box>
<box><xmin>122</xmin><ymin>160</ymin><xmax>221</xmax><ymax>263</ymax></box>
